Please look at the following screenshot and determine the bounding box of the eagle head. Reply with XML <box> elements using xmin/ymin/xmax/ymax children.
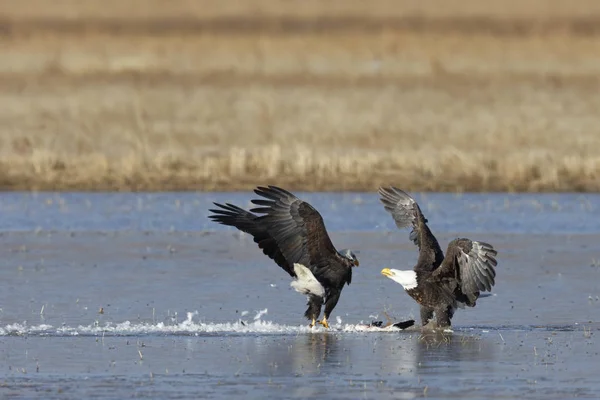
<box><xmin>339</xmin><ymin>248</ymin><xmax>360</xmax><ymax>267</ymax></box>
<box><xmin>381</xmin><ymin>268</ymin><xmax>417</xmax><ymax>290</ymax></box>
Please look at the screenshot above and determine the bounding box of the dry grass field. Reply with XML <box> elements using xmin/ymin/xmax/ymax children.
<box><xmin>1</xmin><ymin>0</ymin><xmax>600</xmax><ymax>192</ymax></box>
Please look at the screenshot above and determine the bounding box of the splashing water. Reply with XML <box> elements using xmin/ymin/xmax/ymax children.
<box><xmin>0</xmin><ymin>309</ymin><xmax>411</xmax><ymax>337</ymax></box>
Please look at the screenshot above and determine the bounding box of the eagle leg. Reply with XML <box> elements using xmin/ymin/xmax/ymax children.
<box><xmin>434</xmin><ymin>305</ymin><xmax>454</xmax><ymax>328</ymax></box>
<box><xmin>320</xmin><ymin>290</ymin><xmax>341</xmax><ymax>329</ymax></box>
<box><xmin>305</xmin><ymin>295</ymin><xmax>323</xmax><ymax>327</ymax></box>
<box><xmin>420</xmin><ymin>306</ymin><xmax>434</xmax><ymax>326</ymax></box>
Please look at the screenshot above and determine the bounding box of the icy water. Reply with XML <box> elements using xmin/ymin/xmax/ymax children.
<box><xmin>1</xmin><ymin>192</ymin><xmax>599</xmax><ymax>399</ymax></box>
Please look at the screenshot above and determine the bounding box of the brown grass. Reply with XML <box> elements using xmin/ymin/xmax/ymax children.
<box><xmin>1</xmin><ymin>1</ymin><xmax>600</xmax><ymax>192</ymax></box>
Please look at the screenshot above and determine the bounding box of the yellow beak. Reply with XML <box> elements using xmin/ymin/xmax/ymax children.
<box><xmin>354</xmin><ymin>259</ymin><xmax>360</xmax><ymax>267</ymax></box>
<box><xmin>381</xmin><ymin>268</ymin><xmax>393</xmax><ymax>277</ymax></box>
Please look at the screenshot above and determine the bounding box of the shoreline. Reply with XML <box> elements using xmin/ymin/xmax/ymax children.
<box><xmin>0</xmin><ymin>173</ymin><xmax>597</xmax><ymax>193</ymax></box>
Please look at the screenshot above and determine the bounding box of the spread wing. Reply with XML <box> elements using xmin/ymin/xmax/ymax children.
<box><xmin>208</xmin><ymin>186</ymin><xmax>341</xmax><ymax>278</ymax></box>
<box><xmin>250</xmin><ymin>186</ymin><xmax>341</xmax><ymax>272</ymax></box>
<box><xmin>434</xmin><ymin>238</ymin><xmax>498</xmax><ymax>303</ymax></box>
<box><xmin>208</xmin><ymin>202</ymin><xmax>294</xmax><ymax>276</ymax></box>
<box><xmin>378</xmin><ymin>186</ymin><xmax>445</xmax><ymax>271</ymax></box>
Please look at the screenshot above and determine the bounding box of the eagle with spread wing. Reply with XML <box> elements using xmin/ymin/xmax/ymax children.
<box><xmin>208</xmin><ymin>186</ymin><xmax>359</xmax><ymax>328</ymax></box>
<box><xmin>378</xmin><ymin>187</ymin><xmax>498</xmax><ymax>329</ymax></box>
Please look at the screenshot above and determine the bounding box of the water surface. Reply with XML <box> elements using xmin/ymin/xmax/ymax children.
<box><xmin>1</xmin><ymin>192</ymin><xmax>599</xmax><ymax>399</ymax></box>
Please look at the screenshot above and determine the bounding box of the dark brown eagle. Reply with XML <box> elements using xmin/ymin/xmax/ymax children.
<box><xmin>208</xmin><ymin>185</ymin><xmax>359</xmax><ymax>328</ymax></box>
<box><xmin>378</xmin><ymin>187</ymin><xmax>498</xmax><ymax>329</ymax></box>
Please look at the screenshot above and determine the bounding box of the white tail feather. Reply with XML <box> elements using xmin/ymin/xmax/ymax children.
<box><xmin>290</xmin><ymin>263</ymin><xmax>325</xmax><ymax>298</ymax></box>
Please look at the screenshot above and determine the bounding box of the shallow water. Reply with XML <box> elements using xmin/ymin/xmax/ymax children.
<box><xmin>1</xmin><ymin>192</ymin><xmax>599</xmax><ymax>399</ymax></box>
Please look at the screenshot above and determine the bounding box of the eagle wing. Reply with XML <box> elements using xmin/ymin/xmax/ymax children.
<box><xmin>378</xmin><ymin>186</ymin><xmax>445</xmax><ymax>271</ymax></box>
<box><xmin>208</xmin><ymin>202</ymin><xmax>295</xmax><ymax>276</ymax></box>
<box><xmin>250</xmin><ymin>186</ymin><xmax>342</xmax><ymax>275</ymax></box>
<box><xmin>434</xmin><ymin>238</ymin><xmax>498</xmax><ymax>303</ymax></box>
<box><xmin>209</xmin><ymin>186</ymin><xmax>342</xmax><ymax>279</ymax></box>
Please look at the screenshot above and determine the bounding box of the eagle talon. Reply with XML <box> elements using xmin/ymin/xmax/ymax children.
<box><xmin>318</xmin><ymin>318</ymin><xmax>330</xmax><ymax>329</ymax></box>
<box><xmin>310</xmin><ymin>318</ymin><xmax>317</xmax><ymax>328</ymax></box>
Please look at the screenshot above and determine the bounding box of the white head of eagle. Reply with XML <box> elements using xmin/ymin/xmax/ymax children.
<box><xmin>381</xmin><ymin>268</ymin><xmax>418</xmax><ymax>290</ymax></box>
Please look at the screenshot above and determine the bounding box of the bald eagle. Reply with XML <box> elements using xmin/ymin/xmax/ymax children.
<box><xmin>378</xmin><ymin>187</ymin><xmax>498</xmax><ymax>329</ymax></box>
<box><xmin>208</xmin><ymin>186</ymin><xmax>359</xmax><ymax>328</ymax></box>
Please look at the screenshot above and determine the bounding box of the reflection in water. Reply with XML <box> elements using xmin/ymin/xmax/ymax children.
<box><xmin>415</xmin><ymin>332</ymin><xmax>498</xmax><ymax>372</ymax></box>
<box><xmin>243</xmin><ymin>333</ymin><xmax>485</xmax><ymax>375</ymax></box>
<box><xmin>239</xmin><ymin>331</ymin><xmax>498</xmax><ymax>380</ymax></box>
<box><xmin>248</xmin><ymin>334</ymin><xmax>342</xmax><ymax>376</ymax></box>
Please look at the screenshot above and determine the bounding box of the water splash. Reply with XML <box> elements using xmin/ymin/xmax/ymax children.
<box><xmin>1</xmin><ymin>320</ymin><xmax>589</xmax><ymax>337</ymax></box>
<box><xmin>253</xmin><ymin>308</ymin><xmax>268</xmax><ymax>321</ymax></box>
<box><xmin>0</xmin><ymin>311</ymin><xmax>411</xmax><ymax>337</ymax></box>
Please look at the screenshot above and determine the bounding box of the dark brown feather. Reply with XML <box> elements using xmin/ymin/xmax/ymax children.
<box><xmin>209</xmin><ymin>186</ymin><xmax>352</xmax><ymax>288</ymax></box>
<box><xmin>208</xmin><ymin>202</ymin><xmax>295</xmax><ymax>276</ymax></box>
<box><xmin>434</xmin><ymin>239</ymin><xmax>498</xmax><ymax>298</ymax></box>
<box><xmin>378</xmin><ymin>187</ymin><xmax>445</xmax><ymax>272</ymax></box>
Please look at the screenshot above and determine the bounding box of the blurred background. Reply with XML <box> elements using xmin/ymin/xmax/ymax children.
<box><xmin>1</xmin><ymin>0</ymin><xmax>599</xmax><ymax>192</ymax></box>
